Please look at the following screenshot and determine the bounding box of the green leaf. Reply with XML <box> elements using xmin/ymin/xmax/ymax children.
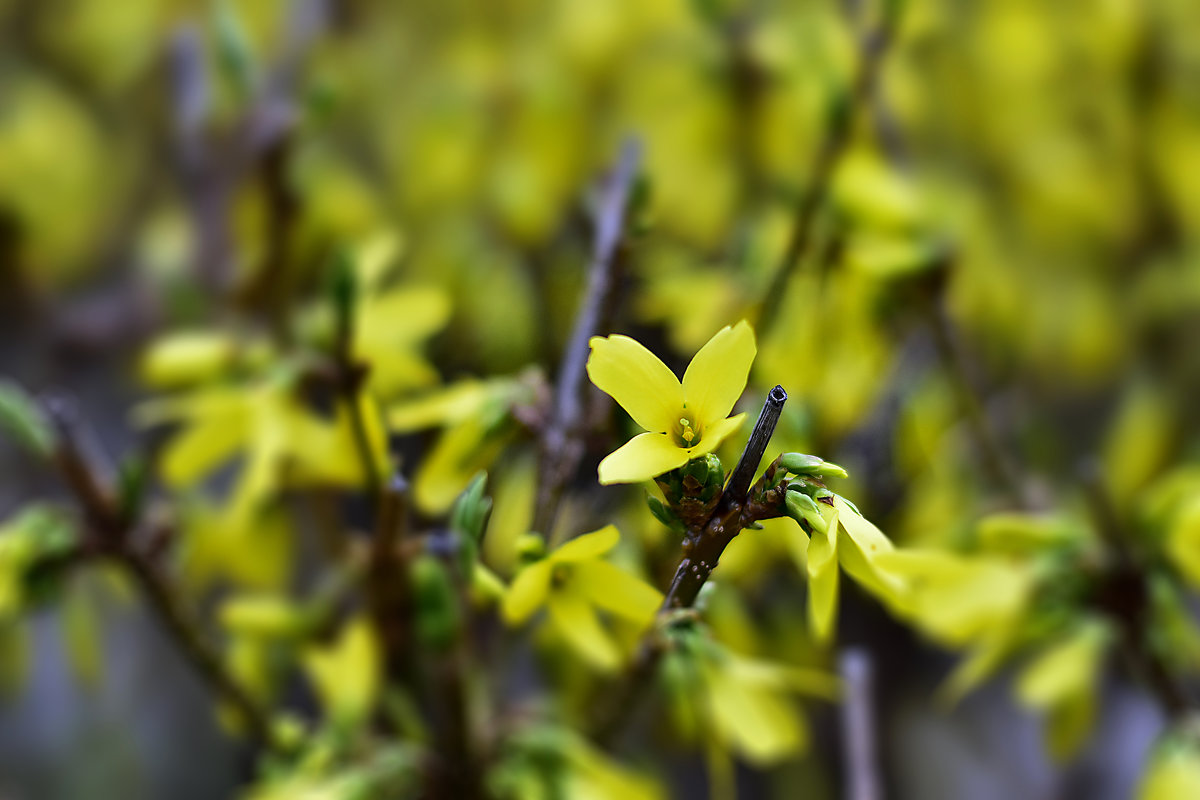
<box><xmin>0</xmin><ymin>381</ymin><xmax>53</xmax><ymax>459</ymax></box>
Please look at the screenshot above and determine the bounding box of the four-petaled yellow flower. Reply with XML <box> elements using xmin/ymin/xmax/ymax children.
<box><xmin>501</xmin><ymin>526</ymin><xmax>662</xmax><ymax>670</ymax></box>
<box><xmin>587</xmin><ymin>321</ymin><xmax>756</xmax><ymax>484</ymax></box>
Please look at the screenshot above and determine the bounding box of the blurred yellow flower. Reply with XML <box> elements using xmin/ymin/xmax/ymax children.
<box><xmin>587</xmin><ymin>321</ymin><xmax>755</xmax><ymax>485</ymax></box>
<box><xmin>501</xmin><ymin>525</ymin><xmax>661</xmax><ymax>671</ymax></box>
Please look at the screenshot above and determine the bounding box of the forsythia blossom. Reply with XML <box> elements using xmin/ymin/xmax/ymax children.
<box><xmin>501</xmin><ymin>526</ymin><xmax>662</xmax><ymax>670</ymax></box>
<box><xmin>587</xmin><ymin>321</ymin><xmax>755</xmax><ymax>484</ymax></box>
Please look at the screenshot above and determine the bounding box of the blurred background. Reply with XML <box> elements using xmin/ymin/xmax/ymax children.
<box><xmin>2</xmin><ymin>0</ymin><xmax>1200</xmax><ymax>797</ymax></box>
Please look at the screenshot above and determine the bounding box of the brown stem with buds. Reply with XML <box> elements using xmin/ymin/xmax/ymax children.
<box><xmin>593</xmin><ymin>387</ymin><xmax>790</xmax><ymax>744</ymax></box>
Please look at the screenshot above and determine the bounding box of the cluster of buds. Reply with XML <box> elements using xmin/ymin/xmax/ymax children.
<box><xmin>773</xmin><ymin>453</ymin><xmax>851</xmax><ymax>535</ymax></box>
<box><xmin>649</xmin><ymin>454</ymin><xmax>727</xmax><ymax>531</ymax></box>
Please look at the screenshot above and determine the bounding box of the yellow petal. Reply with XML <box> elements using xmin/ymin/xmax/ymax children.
<box><xmin>692</xmin><ymin>413</ymin><xmax>747</xmax><ymax>457</ymax></box>
<box><xmin>563</xmin><ymin>731</ymin><xmax>666</xmax><ymax>800</ymax></box>
<box><xmin>682</xmin><ymin>320</ymin><xmax>756</xmax><ymax>426</ymax></box>
<box><xmin>547</xmin><ymin>591</ymin><xmax>621</xmax><ymax>670</ymax></box>
<box><xmin>1140</xmin><ymin>741</ymin><xmax>1200</xmax><ymax>800</ymax></box>
<box><xmin>357</xmin><ymin>287</ymin><xmax>450</xmax><ymax>349</ymax></box>
<box><xmin>572</xmin><ymin>560</ymin><xmax>663</xmax><ymax>624</ymax></box>
<box><xmin>139</xmin><ymin>331</ymin><xmax>235</xmax><ymax>388</ymax></box>
<box><xmin>1016</xmin><ymin>621</ymin><xmax>1110</xmax><ymax>711</ymax></box>
<box><xmin>807</xmin><ymin>511</ymin><xmax>839</xmax><ymax>642</ymax></box>
<box><xmin>388</xmin><ymin>380</ymin><xmax>488</xmax><ymax>432</ymax></box>
<box><xmin>587</xmin><ymin>334</ymin><xmax>683</xmax><ymax>433</ymax></box>
<box><xmin>161</xmin><ymin>410</ymin><xmax>248</xmax><ymax>487</ymax></box>
<box><xmin>553</xmin><ymin>525</ymin><xmax>620</xmax><ymax>562</ymax></box>
<box><xmin>302</xmin><ymin>617</ymin><xmax>380</xmax><ymax>726</ymax></box>
<box><xmin>833</xmin><ymin>496</ymin><xmax>905</xmax><ymax>602</ymax></box>
<box><xmin>597</xmin><ymin>432</ymin><xmax>691</xmax><ymax>485</ymax></box>
<box><xmin>703</xmin><ymin>663</ymin><xmax>806</xmax><ymax>763</ymax></box>
<box><xmin>501</xmin><ymin>560</ymin><xmax>553</xmax><ymax>624</ymax></box>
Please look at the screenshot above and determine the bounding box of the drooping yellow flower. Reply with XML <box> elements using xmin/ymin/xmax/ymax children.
<box><xmin>587</xmin><ymin>321</ymin><xmax>755</xmax><ymax>485</ymax></box>
<box><xmin>501</xmin><ymin>526</ymin><xmax>662</xmax><ymax>670</ymax></box>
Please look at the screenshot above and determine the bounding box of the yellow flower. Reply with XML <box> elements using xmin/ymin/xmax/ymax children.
<box><xmin>804</xmin><ymin>495</ymin><xmax>904</xmax><ymax>643</ymax></box>
<box><xmin>587</xmin><ymin>321</ymin><xmax>756</xmax><ymax>485</ymax></box>
<box><xmin>501</xmin><ymin>526</ymin><xmax>662</xmax><ymax>671</ymax></box>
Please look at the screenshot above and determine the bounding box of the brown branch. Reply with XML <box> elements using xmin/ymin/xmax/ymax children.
<box><xmin>532</xmin><ymin>138</ymin><xmax>643</xmax><ymax>536</ymax></box>
<box><xmin>757</xmin><ymin>0</ymin><xmax>903</xmax><ymax>333</ymax></box>
<box><xmin>42</xmin><ymin>398</ymin><xmax>278</xmax><ymax>749</ymax></box>
<box><xmin>367</xmin><ymin>473</ymin><xmax>416</xmax><ymax>685</ymax></box>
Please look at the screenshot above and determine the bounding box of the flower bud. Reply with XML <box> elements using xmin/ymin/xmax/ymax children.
<box><xmin>785</xmin><ymin>490</ymin><xmax>828</xmax><ymax>535</ymax></box>
<box><xmin>646</xmin><ymin>495</ymin><xmax>684</xmax><ymax>532</ymax></box>
<box><xmin>655</xmin><ymin>454</ymin><xmax>725</xmax><ymax>528</ymax></box>
<box><xmin>780</xmin><ymin>452</ymin><xmax>849</xmax><ymax>480</ymax></box>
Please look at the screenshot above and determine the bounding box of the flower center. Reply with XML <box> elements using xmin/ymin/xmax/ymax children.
<box><xmin>551</xmin><ymin>563</ymin><xmax>573</xmax><ymax>589</ymax></box>
<box><xmin>676</xmin><ymin>416</ymin><xmax>701</xmax><ymax>448</ymax></box>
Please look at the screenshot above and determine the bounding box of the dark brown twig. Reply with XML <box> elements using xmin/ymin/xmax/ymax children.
<box><xmin>532</xmin><ymin>139</ymin><xmax>643</xmax><ymax>536</ymax></box>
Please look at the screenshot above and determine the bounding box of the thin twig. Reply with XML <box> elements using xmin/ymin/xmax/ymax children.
<box><xmin>757</xmin><ymin>0</ymin><xmax>903</xmax><ymax>333</ymax></box>
<box><xmin>840</xmin><ymin>649</ymin><xmax>883</xmax><ymax>800</ymax></box>
<box><xmin>926</xmin><ymin>298</ymin><xmax>1030</xmax><ymax>508</ymax></box>
<box><xmin>532</xmin><ymin>138</ymin><xmax>643</xmax><ymax>536</ymax></box>
<box><xmin>43</xmin><ymin>399</ymin><xmax>277</xmax><ymax>749</ymax></box>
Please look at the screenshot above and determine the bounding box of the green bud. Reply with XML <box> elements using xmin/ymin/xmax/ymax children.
<box><xmin>786</xmin><ymin>490</ymin><xmax>828</xmax><ymax>535</ymax></box>
<box><xmin>681</xmin><ymin>453</ymin><xmax>723</xmax><ymax>488</ymax></box>
<box><xmin>646</xmin><ymin>495</ymin><xmax>684</xmax><ymax>533</ymax></box>
<box><xmin>412</xmin><ymin>554</ymin><xmax>461</xmax><ymax>651</ymax></box>
<box><xmin>780</xmin><ymin>452</ymin><xmax>849</xmax><ymax>480</ymax></box>
<box><xmin>451</xmin><ymin>472</ymin><xmax>492</xmax><ymax>545</ymax></box>
<box><xmin>0</xmin><ymin>382</ymin><xmax>53</xmax><ymax>459</ymax></box>
<box><xmin>780</xmin><ymin>453</ymin><xmax>824</xmax><ymax>473</ymax></box>
<box><xmin>656</xmin><ymin>454</ymin><xmax>725</xmax><ymax>529</ymax></box>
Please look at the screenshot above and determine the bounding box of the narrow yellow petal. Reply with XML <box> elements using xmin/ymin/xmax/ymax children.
<box><xmin>597</xmin><ymin>432</ymin><xmax>690</xmax><ymax>485</ymax></box>
<box><xmin>547</xmin><ymin>592</ymin><xmax>621</xmax><ymax>670</ymax></box>
<box><xmin>501</xmin><ymin>560</ymin><xmax>553</xmax><ymax>624</ymax></box>
<box><xmin>833</xmin><ymin>496</ymin><xmax>905</xmax><ymax>602</ymax></box>
<box><xmin>356</xmin><ymin>287</ymin><xmax>450</xmax><ymax>348</ymax></box>
<box><xmin>553</xmin><ymin>525</ymin><xmax>621</xmax><ymax>562</ymax></box>
<box><xmin>302</xmin><ymin>617</ymin><xmax>380</xmax><ymax>726</ymax></box>
<box><xmin>681</xmin><ymin>320</ymin><xmax>756</xmax><ymax>427</ymax></box>
<box><xmin>703</xmin><ymin>663</ymin><xmax>804</xmax><ymax>763</ymax></box>
<box><xmin>587</xmin><ymin>334</ymin><xmax>683</xmax><ymax>433</ymax></box>
<box><xmin>807</xmin><ymin>516</ymin><xmax>839</xmax><ymax>642</ymax></box>
<box><xmin>572</xmin><ymin>560</ymin><xmax>663</xmax><ymax>624</ymax></box>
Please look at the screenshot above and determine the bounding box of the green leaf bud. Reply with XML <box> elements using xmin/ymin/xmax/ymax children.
<box><xmin>0</xmin><ymin>382</ymin><xmax>53</xmax><ymax>459</ymax></box>
<box><xmin>786</xmin><ymin>490</ymin><xmax>828</xmax><ymax>535</ymax></box>
<box><xmin>412</xmin><ymin>554</ymin><xmax>461</xmax><ymax>651</ymax></box>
